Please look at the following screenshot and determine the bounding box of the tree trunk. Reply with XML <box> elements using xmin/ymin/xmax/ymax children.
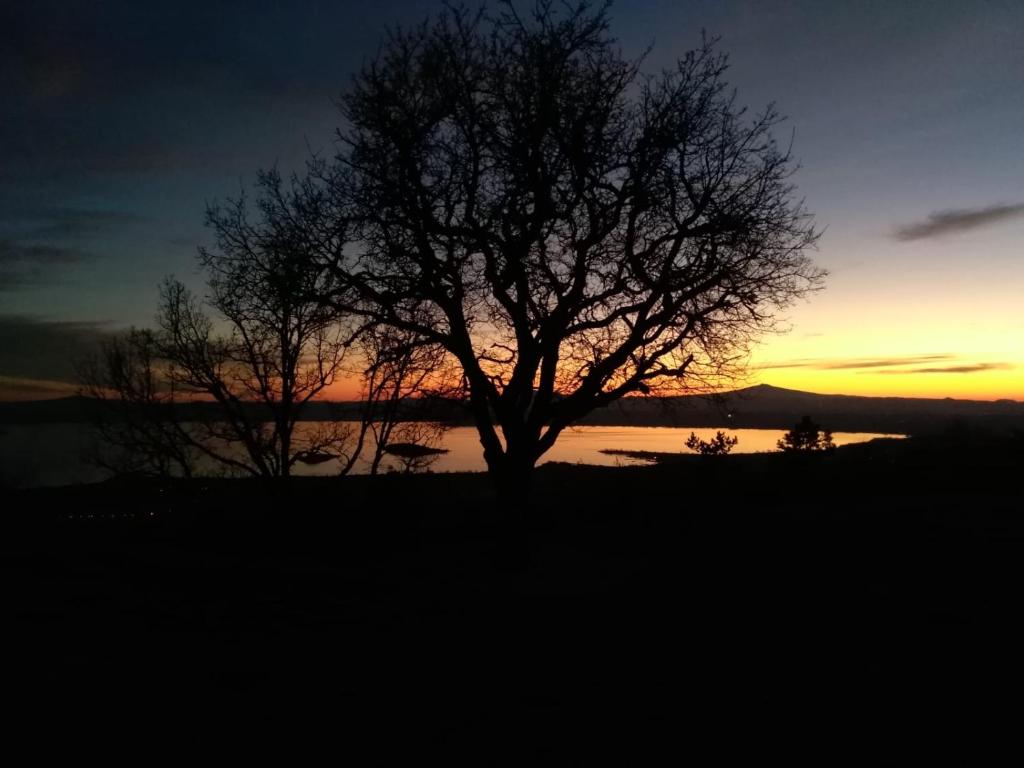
<box><xmin>486</xmin><ymin>447</ymin><xmax>537</xmax><ymax>571</ymax></box>
<box><xmin>490</xmin><ymin>455</ymin><xmax>534</xmax><ymax>516</ymax></box>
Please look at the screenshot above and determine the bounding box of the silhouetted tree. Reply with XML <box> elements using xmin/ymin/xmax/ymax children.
<box><xmin>77</xmin><ymin>328</ymin><xmax>201</xmax><ymax>478</ymax></box>
<box><xmin>777</xmin><ymin>415</ymin><xmax>835</xmax><ymax>453</ymax></box>
<box><xmin>80</xmin><ymin>169</ymin><xmax>450</xmax><ymax>482</ymax></box>
<box><xmin>153</xmin><ymin>167</ymin><xmax>353</xmax><ymax>479</ymax></box>
<box><xmin>156</xmin><ymin>278</ymin><xmax>352</xmax><ymax>479</ymax></box>
<box><xmin>685</xmin><ymin>430</ymin><xmax>738</xmax><ymax>456</ymax></box>
<box><xmin>323</xmin><ymin>0</ymin><xmax>823</xmax><ymax>503</ymax></box>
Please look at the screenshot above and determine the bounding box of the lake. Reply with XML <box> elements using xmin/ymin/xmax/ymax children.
<box><xmin>0</xmin><ymin>423</ymin><xmax>901</xmax><ymax>488</ymax></box>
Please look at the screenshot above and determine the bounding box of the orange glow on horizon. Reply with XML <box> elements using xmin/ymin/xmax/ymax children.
<box><xmin>317</xmin><ymin>379</ymin><xmax>363</xmax><ymax>402</ymax></box>
<box><xmin>745</xmin><ymin>306</ymin><xmax>1023</xmax><ymax>402</ymax></box>
<box><xmin>754</xmin><ymin>368</ymin><xmax>1022</xmax><ymax>402</ymax></box>
<box><xmin>1</xmin><ymin>365</ymin><xmax>1019</xmax><ymax>403</ymax></box>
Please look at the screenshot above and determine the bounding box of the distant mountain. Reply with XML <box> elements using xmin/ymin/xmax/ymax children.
<box><xmin>579</xmin><ymin>384</ymin><xmax>1024</xmax><ymax>434</ymax></box>
<box><xmin>2</xmin><ymin>385</ymin><xmax>1022</xmax><ymax>435</ymax></box>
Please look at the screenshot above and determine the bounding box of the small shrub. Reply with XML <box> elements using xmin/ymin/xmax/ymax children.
<box><xmin>685</xmin><ymin>430</ymin><xmax>739</xmax><ymax>456</ymax></box>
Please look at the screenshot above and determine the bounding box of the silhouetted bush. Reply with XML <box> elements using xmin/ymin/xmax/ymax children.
<box><xmin>777</xmin><ymin>416</ymin><xmax>835</xmax><ymax>453</ymax></box>
<box><xmin>685</xmin><ymin>431</ymin><xmax>739</xmax><ymax>456</ymax></box>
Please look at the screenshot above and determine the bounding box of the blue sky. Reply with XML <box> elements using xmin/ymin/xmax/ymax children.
<box><xmin>2</xmin><ymin>0</ymin><xmax>1022</xmax><ymax>398</ymax></box>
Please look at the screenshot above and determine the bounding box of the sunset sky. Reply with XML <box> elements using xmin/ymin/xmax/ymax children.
<box><xmin>2</xmin><ymin>0</ymin><xmax>1022</xmax><ymax>401</ymax></box>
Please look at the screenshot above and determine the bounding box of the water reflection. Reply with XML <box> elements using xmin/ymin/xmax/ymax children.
<box><xmin>291</xmin><ymin>425</ymin><xmax>900</xmax><ymax>476</ymax></box>
<box><xmin>0</xmin><ymin>423</ymin><xmax>902</xmax><ymax>487</ymax></box>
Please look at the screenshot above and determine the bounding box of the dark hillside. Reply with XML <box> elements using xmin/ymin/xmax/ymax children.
<box><xmin>5</xmin><ymin>432</ymin><xmax>1024</xmax><ymax>757</ymax></box>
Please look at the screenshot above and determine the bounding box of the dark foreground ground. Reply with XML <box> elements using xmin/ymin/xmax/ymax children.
<box><xmin>5</xmin><ymin>431</ymin><xmax>1024</xmax><ymax>761</ymax></box>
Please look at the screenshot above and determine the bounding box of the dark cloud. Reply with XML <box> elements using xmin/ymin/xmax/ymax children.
<box><xmin>0</xmin><ymin>376</ymin><xmax>79</xmax><ymax>401</ymax></box>
<box><xmin>0</xmin><ymin>206</ymin><xmax>142</xmax><ymax>290</ymax></box>
<box><xmin>0</xmin><ymin>4</ymin><xmax>434</xmax><ymax>121</ymax></box>
<box><xmin>0</xmin><ymin>1</ymin><xmax>359</xmax><ymax>103</ymax></box>
<box><xmin>894</xmin><ymin>204</ymin><xmax>1024</xmax><ymax>241</ymax></box>
<box><xmin>1</xmin><ymin>206</ymin><xmax>143</xmax><ymax>240</ymax></box>
<box><xmin>0</xmin><ymin>240</ymin><xmax>85</xmax><ymax>265</ymax></box>
<box><xmin>875</xmin><ymin>363</ymin><xmax>1013</xmax><ymax>374</ymax></box>
<box><xmin>0</xmin><ymin>143</ymin><xmax>182</xmax><ymax>185</ymax></box>
<box><xmin>0</xmin><ymin>315</ymin><xmax>113</xmax><ymax>383</ymax></box>
<box><xmin>0</xmin><ymin>239</ymin><xmax>92</xmax><ymax>290</ymax></box>
<box><xmin>0</xmin><ymin>2</ymin><xmax>347</xmax><ymax>186</ymax></box>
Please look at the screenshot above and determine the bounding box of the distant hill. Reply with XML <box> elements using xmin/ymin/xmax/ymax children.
<box><xmin>1</xmin><ymin>385</ymin><xmax>1022</xmax><ymax>435</ymax></box>
<box><xmin>579</xmin><ymin>384</ymin><xmax>1024</xmax><ymax>434</ymax></box>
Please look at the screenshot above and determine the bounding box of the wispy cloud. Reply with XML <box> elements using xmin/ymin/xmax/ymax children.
<box><xmin>761</xmin><ymin>354</ymin><xmax>954</xmax><ymax>371</ymax></box>
<box><xmin>0</xmin><ymin>239</ymin><xmax>92</xmax><ymax>290</ymax></box>
<box><xmin>0</xmin><ymin>239</ymin><xmax>85</xmax><ymax>265</ymax></box>
<box><xmin>874</xmin><ymin>363</ymin><xmax>1014</xmax><ymax>375</ymax></box>
<box><xmin>894</xmin><ymin>203</ymin><xmax>1024</xmax><ymax>241</ymax></box>
<box><xmin>0</xmin><ymin>206</ymin><xmax>141</xmax><ymax>290</ymax></box>
<box><xmin>0</xmin><ymin>205</ymin><xmax>143</xmax><ymax>238</ymax></box>
<box><xmin>18</xmin><ymin>207</ymin><xmax>143</xmax><ymax>239</ymax></box>
<box><xmin>761</xmin><ymin>355</ymin><xmax>1012</xmax><ymax>375</ymax></box>
<box><xmin>822</xmin><ymin>355</ymin><xmax>954</xmax><ymax>370</ymax></box>
<box><xmin>0</xmin><ymin>375</ymin><xmax>80</xmax><ymax>401</ymax></box>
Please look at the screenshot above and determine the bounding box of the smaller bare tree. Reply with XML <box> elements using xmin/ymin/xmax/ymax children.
<box><xmin>77</xmin><ymin>328</ymin><xmax>201</xmax><ymax>479</ymax></box>
<box><xmin>154</xmin><ymin>166</ymin><xmax>353</xmax><ymax>479</ymax></box>
<box><xmin>78</xmin><ymin>167</ymin><xmax>456</xmax><ymax>482</ymax></box>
